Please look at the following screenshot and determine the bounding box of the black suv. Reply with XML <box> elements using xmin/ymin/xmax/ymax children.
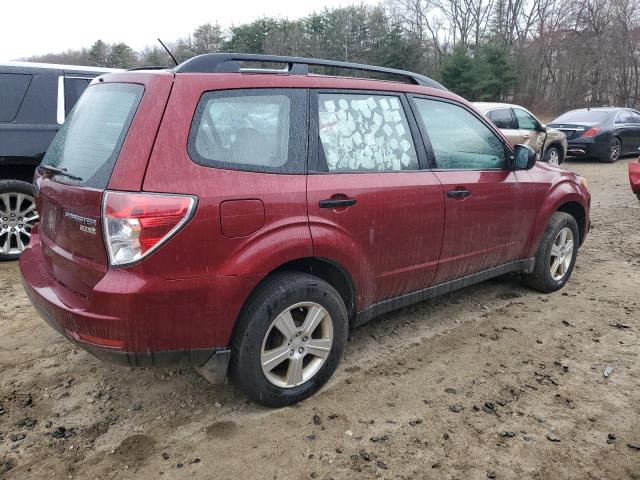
<box><xmin>0</xmin><ymin>61</ymin><xmax>117</xmax><ymax>259</ymax></box>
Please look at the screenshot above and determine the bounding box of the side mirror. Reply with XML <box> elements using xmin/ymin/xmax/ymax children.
<box><xmin>538</xmin><ymin>123</ymin><xmax>547</xmax><ymax>133</ymax></box>
<box><xmin>513</xmin><ymin>144</ymin><xmax>537</xmax><ymax>170</ymax></box>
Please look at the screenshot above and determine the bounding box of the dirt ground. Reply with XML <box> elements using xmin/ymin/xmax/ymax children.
<box><xmin>1</xmin><ymin>158</ymin><xmax>639</xmax><ymax>480</ymax></box>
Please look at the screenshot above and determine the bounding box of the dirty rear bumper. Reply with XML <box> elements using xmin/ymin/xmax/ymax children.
<box><xmin>24</xmin><ymin>287</ymin><xmax>229</xmax><ymax>373</ymax></box>
<box><xmin>19</xmin><ymin>234</ymin><xmax>238</xmax><ymax>382</ymax></box>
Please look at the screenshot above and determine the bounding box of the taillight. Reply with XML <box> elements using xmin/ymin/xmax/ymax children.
<box><xmin>103</xmin><ymin>191</ymin><xmax>196</xmax><ymax>266</ymax></box>
<box><xmin>581</xmin><ymin>127</ymin><xmax>599</xmax><ymax>138</ymax></box>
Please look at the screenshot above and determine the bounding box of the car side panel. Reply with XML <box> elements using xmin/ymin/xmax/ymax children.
<box><xmin>522</xmin><ymin>165</ymin><xmax>590</xmax><ymax>257</ymax></box>
<box><xmin>141</xmin><ymin>76</ymin><xmax>313</xmax><ymax>280</ymax></box>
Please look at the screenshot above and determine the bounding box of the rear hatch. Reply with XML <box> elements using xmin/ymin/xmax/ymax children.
<box><xmin>548</xmin><ymin>110</ymin><xmax>613</xmax><ymax>141</ymax></box>
<box><xmin>547</xmin><ymin>123</ymin><xmax>596</xmax><ymax>141</ymax></box>
<box><xmin>36</xmin><ymin>73</ymin><xmax>173</xmax><ymax>298</ymax></box>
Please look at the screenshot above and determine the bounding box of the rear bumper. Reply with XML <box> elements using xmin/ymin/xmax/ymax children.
<box><xmin>565</xmin><ymin>141</ymin><xmax>606</xmax><ymax>159</ymax></box>
<box><xmin>20</xmin><ymin>234</ymin><xmax>261</xmax><ymax>377</ymax></box>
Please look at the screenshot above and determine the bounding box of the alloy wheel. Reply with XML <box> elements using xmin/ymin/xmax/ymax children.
<box><xmin>610</xmin><ymin>139</ymin><xmax>621</xmax><ymax>161</ymax></box>
<box><xmin>260</xmin><ymin>302</ymin><xmax>333</xmax><ymax>388</ymax></box>
<box><xmin>549</xmin><ymin>227</ymin><xmax>574</xmax><ymax>281</ymax></box>
<box><xmin>0</xmin><ymin>192</ymin><xmax>39</xmax><ymax>255</ymax></box>
<box><xmin>547</xmin><ymin>149</ymin><xmax>560</xmax><ymax>165</ymax></box>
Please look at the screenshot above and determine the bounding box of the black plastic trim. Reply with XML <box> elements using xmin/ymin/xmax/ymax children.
<box><xmin>353</xmin><ymin>259</ymin><xmax>535</xmax><ymax>328</ymax></box>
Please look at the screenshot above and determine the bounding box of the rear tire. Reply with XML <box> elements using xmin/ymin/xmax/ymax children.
<box><xmin>0</xmin><ymin>180</ymin><xmax>37</xmax><ymax>261</ymax></box>
<box><xmin>522</xmin><ymin>212</ymin><xmax>579</xmax><ymax>293</ymax></box>
<box><xmin>229</xmin><ymin>272</ymin><xmax>348</xmax><ymax>408</ymax></box>
<box><xmin>600</xmin><ymin>137</ymin><xmax>621</xmax><ymax>163</ymax></box>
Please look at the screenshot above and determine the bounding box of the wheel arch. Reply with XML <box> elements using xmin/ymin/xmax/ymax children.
<box><xmin>227</xmin><ymin>256</ymin><xmax>358</xmax><ymax>346</ymax></box>
<box><xmin>526</xmin><ymin>182</ymin><xmax>589</xmax><ymax>257</ymax></box>
<box><xmin>270</xmin><ymin>257</ymin><xmax>357</xmax><ymax>320</ymax></box>
<box><xmin>556</xmin><ymin>201</ymin><xmax>586</xmax><ymax>245</ymax></box>
<box><xmin>544</xmin><ymin>141</ymin><xmax>565</xmax><ymax>160</ymax></box>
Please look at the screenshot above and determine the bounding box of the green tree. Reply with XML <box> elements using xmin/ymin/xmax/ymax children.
<box><xmin>440</xmin><ymin>45</ymin><xmax>476</xmax><ymax>98</ymax></box>
<box><xmin>107</xmin><ymin>42</ymin><xmax>136</xmax><ymax>69</ymax></box>
<box><xmin>139</xmin><ymin>46</ymin><xmax>170</xmax><ymax>66</ymax></box>
<box><xmin>193</xmin><ymin>23</ymin><xmax>225</xmax><ymax>55</ymax></box>
<box><xmin>472</xmin><ymin>45</ymin><xmax>517</xmax><ymax>101</ymax></box>
<box><xmin>225</xmin><ymin>18</ymin><xmax>281</xmax><ymax>53</ymax></box>
<box><xmin>88</xmin><ymin>40</ymin><xmax>109</xmax><ymax>67</ymax></box>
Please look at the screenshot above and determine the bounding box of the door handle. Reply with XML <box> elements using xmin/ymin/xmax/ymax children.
<box><xmin>447</xmin><ymin>189</ymin><xmax>471</xmax><ymax>199</ymax></box>
<box><xmin>319</xmin><ymin>198</ymin><xmax>357</xmax><ymax>208</ymax></box>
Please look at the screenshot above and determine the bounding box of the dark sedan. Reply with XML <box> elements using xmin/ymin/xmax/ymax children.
<box><xmin>548</xmin><ymin>107</ymin><xmax>640</xmax><ymax>163</ymax></box>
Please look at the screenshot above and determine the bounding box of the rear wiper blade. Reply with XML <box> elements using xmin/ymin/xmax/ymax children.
<box><xmin>38</xmin><ymin>165</ymin><xmax>83</xmax><ymax>181</ymax></box>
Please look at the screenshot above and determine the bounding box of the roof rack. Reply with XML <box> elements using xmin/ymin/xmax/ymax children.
<box><xmin>126</xmin><ymin>66</ymin><xmax>170</xmax><ymax>71</ymax></box>
<box><xmin>174</xmin><ymin>53</ymin><xmax>447</xmax><ymax>90</ymax></box>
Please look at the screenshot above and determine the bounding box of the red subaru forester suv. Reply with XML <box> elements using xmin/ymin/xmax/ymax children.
<box><xmin>19</xmin><ymin>54</ymin><xmax>590</xmax><ymax>407</ymax></box>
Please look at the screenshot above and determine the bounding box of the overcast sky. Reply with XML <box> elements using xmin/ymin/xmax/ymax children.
<box><xmin>0</xmin><ymin>0</ymin><xmax>380</xmax><ymax>61</ymax></box>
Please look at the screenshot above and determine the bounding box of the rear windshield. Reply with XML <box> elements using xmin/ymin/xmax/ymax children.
<box><xmin>551</xmin><ymin>110</ymin><xmax>612</xmax><ymax>124</ymax></box>
<box><xmin>42</xmin><ymin>83</ymin><xmax>144</xmax><ymax>189</ymax></box>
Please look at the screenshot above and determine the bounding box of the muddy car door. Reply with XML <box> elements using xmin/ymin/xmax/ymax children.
<box><xmin>307</xmin><ymin>90</ymin><xmax>445</xmax><ymax>307</ymax></box>
<box><xmin>410</xmin><ymin>96</ymin><xmax>526</xmax><ymax>283</ymax></box>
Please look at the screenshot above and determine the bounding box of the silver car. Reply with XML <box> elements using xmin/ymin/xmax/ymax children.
<box><xmin>474</xmin><ymin>102</ymin><xmax>568</xmax><ymax>165</ymax></box>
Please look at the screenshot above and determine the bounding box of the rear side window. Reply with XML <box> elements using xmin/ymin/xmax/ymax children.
<box><xmin>42</xmin><ymin>83</ymin><xmax>144</xmax><ymax>189</ymax></box>
<box><xmin>189</xmin><ymin>89</ymin><xmax>307</xmax><ymax>174</ymax></box>
<box><xmin>0</xmin><ymin>73</ymin><xmax>32</xmax><ymax>122</ymax></box>
<box><xmin>615</xmin><ymin>110</ymin><xmax>633</xmax><ymax>124</ymax></box>
<box><xmin>317</xmin><ymin>93</ymin><xmax>418</xmax><ymax>172</ymax></box>
<box><xmin>64</xmin><ymin>77</ymin><xmax>92</xmax><ymax>116</ymax></box>
<box><xmin>487</xmin><ymin>108</ymin><xmax>516</xmax><ymax>129</ymax></box>
<box><xmin>414</xmin><ymin>98</ymin><xmax>507</xmax><ymax>170</ymax></box>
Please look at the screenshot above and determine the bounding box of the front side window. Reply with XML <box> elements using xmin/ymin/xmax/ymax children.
<box><xmin>513</xmin><ymin>108</ymin><xmax>539</xmax><ymax>130</ymax></box>
<box><xmin>487</xmin><ymin>108</ymin><xmax>516</xmax><ymax>129</ymax></box>
<box><xmin>317</xmin><ymin>93</ymin><xmax>418</xmax><ymax>172</ymax></box>
<box><xmin>190</xmin><ymin>89</ymin><xmax>306</xmax><ymax>173</ymax></box>
<box><xmin>413</xmin><ymin>98</ymin><xmax>507</xmax><ymax>170</ymax></box>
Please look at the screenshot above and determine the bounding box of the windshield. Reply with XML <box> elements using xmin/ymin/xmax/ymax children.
<box><xmin>551</xmin><ymin>110</ymin><xmax>612</xmax><ymax>124</ymax></box>
<box><xmin>42</xmin><ymin>83</ymin><xmax>144</xmax><ymax>189</ymax></box>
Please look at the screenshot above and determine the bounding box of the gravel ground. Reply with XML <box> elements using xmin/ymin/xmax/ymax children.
<box><xmin>1</xmin><ymin>158</ymin><xmax>639</xmax><ymax>479</ymax></box>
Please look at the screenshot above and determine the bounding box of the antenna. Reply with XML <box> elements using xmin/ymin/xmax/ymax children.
<box><xmin>158</xmin><ymin>38</ymin><xmax>178</xmax><ymax>66</ymax></box>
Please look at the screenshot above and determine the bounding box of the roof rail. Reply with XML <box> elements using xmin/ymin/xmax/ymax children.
<box><xmin>174</xmin><ymin>53</ymin><xmax>447</xmax><ymax>90</ymax></box>
<box><xmin>126</xmin><ymin>66</ymin><xmax>171</xmax><ymax>71</ymax></box>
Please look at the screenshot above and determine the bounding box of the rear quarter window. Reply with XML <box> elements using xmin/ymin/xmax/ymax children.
<box><xmin>0</xmin><ymin>73</ymin><xmax>32</xmax><ymax>122</ymax></box>
<box><xmin>188</xmin><ymin>88</ymin><xmax>308</xmax><ymax>174</ymax></box>
<box><xmin>41</xmin><ymin>83</ymin><xmax>144</xmax><ymax>189</ymax></box>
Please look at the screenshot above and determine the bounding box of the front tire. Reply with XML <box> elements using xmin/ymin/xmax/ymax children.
<box><xmin>522</xmin><ymin>212</ymin><xmax>579</xmax><ymax>293</ymax></box>
<box><xmin>229</xmin><ymin>272</ymin><xmax>348</xmax><ymax>408</ymax></box>
<box><xmin>0</xmin><ymin>180</ymin><xmax>38</xmax><ymax>261</ymax></box>
<box><xmin>600</xmin><ymin>137</ymin><xmax>621</xmax><ymax>163</ymax></box>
